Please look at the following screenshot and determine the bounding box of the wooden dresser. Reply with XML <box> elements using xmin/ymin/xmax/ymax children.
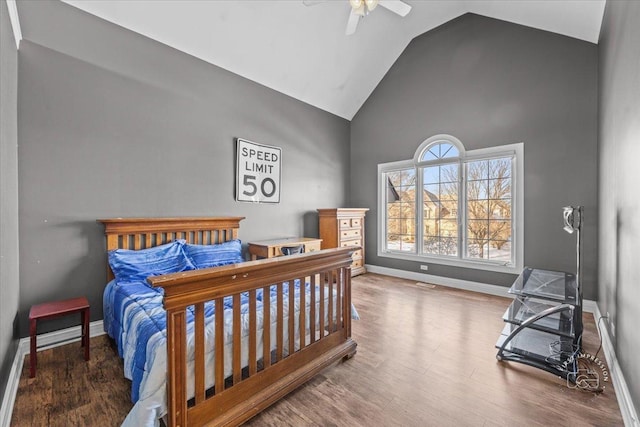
<box><xmin>318</xmin><ymin>208</ymin><xmax>369</xmax><ymax>276</ymax></box>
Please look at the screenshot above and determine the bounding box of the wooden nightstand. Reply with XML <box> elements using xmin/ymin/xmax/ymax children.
<box><xmin>29</xmin><ymin>296</ymin><xmax>90</xmax><ymax>378</ymax></box>
<box><xmin>248</xmin><ymin>237</ymin><xmax>322</xmax><ymax>260</ymax></box>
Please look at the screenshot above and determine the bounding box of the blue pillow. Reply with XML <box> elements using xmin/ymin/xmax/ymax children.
<box><xmin>108</xmin><ymin>239</ymin><xmax>195</xmax><ymax>283</ymax></box>
<box><xmin>184</xmin><ymin>240</ymin><xmax>244</xmax><ymax>269</ymax></box>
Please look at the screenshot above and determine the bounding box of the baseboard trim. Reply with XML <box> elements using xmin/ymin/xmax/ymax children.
<box><xmin>0</xmin><ymin>320</ymin><xmax>105</xmax><ymax>427</ymax></box>
<box><xmin>17</xmin><ymin>320</ymin><xmax>105</xmax><ymax>355</ymax></box>
<box><xmin>593</xmin><ymin>305</ymin><xmax>639</xmax><ymax>427</ymax></box>
<box><xmin>366</xmin><ymin>263</ymin><xmax>511</xmax><ymax>297</ymax></box>
<box><xmin>365</xmin><ymin>264</ymin><xmax>598</xmax><ymax>312</ymax></box>
<box><xmin>0</xmin><ymin>344</ymin><xmax>21</xmax><ymax>427</ymax></box>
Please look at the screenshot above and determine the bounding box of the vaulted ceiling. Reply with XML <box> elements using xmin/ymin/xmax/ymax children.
<box><xmin>61</xmin><ymin>0</ymin><xmax>606</xmax><ymax>120</ymax></box>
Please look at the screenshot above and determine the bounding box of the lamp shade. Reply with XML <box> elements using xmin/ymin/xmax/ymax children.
<box><xmin>563</xmin><ymin>206</ymin><xmax>582</xmax><ymax>234</ymax></box>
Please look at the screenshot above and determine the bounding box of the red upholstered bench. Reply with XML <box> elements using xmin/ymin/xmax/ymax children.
<box><xmin>29</xmin><ymin>296</ymin><xmax>90</xmax><ymax>378</ymax></box>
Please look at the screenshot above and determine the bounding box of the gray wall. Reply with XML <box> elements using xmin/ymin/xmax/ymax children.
<box><xmin>16</xmin><ymin>0</ymin><xmax>350</xmax><ymax>336</ymax></box>
<box><xmin>351</xmin><ymin>13</ymin><xmax>599</xmax><ymax>298</ymax></box>
<box><xmin>598</xmin><ymin>0</ymin><xmax>640</xmax><ymax>412</ymax></box>
<box><xmin>0</xmin><ymin>0</ymin><xmax>20</xmax><ymax>405</ymax></box>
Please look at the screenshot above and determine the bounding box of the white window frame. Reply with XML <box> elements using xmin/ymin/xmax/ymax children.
<box><xmin>377</xmin><ymin>135</ymin><xmax>524</xmax><ymax>274</ymax></box>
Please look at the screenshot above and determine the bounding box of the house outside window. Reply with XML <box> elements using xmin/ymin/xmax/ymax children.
<box><xmin>378</xmin><ymin>135</ymin><xmax>524</xmax><ymax>273</ymax></box>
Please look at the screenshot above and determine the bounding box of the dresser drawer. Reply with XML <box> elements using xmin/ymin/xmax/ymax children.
<box><xmin>339</xmin><ymin>217</ymin><xmax>362</xmax><ymax>229</ymax></box>
<box><xmin>351</xmin><ymin>249</ymin><xmax>363</xmax><ymax>261</ymax></box>
<box><xmin>340</xmin><ymin>239</ymin><xmax>361</xmax><ymax>248</ymax></box>
<box><xmin>340</xmin><ymin>229</ymin><xmax>361</xmax><ymax>239</ymax></box>
<box><xmin>304</xmin><ymin>241</ymin><xmax>322</xmax><ymax>253</ymax></box>
<box><xmin>352</xmin><ymin>258</ymin><xmax>363</xmax><ymax>268</ymax></box>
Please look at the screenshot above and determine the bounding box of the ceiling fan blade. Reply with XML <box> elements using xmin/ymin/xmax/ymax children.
<box><xmin>345</xmin><ymin>9</ymin><xmax>361</xmax><ymax>35</ymax></box>
<box><xmin>302</xmin><ymin>0</ymin><xmax>327</xmax><ymax>6</ymax></box>
<box><xmin>378</xmin><ymin>0</ymin><xmax>412</xmax><ymax>17</ymax></box>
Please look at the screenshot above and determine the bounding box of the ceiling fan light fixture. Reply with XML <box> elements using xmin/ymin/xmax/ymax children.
<box><xmin>350</xmin><ymin>0</ymin><xmax>376</xmax><ymax>15</ymax></box>
<box><xmin>341</xmin><ymin>0</ymin><xmax>412</xmax><ymax>35</ymax></box>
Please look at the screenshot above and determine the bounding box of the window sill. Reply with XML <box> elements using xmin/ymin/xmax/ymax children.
<box><xmin>377</xmin><ymin>250</ymin><xmax>521</xmax><ymax>274</ymax></box>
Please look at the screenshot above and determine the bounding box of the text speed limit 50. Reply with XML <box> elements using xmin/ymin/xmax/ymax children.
<box><xmin>236</xmin><ymin>138</ymin><xmax>282</xmax><ymax>203</ymax></box>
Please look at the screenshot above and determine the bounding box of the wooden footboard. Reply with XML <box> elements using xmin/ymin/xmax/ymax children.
<box><xmin>148</xmin><ymin>247</ymin><xmax>358</xmax><ymax>427</ymax></box>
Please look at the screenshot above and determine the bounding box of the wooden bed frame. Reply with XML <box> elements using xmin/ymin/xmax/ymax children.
<box><xmin>99</xmin><ymin>217</ymin><xmax>358</xmax><ymax>427</ymax></box>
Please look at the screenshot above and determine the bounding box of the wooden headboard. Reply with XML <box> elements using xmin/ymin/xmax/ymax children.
<box><xmin>97</xmin><ymin>217</ymin><xmax>245</xmax><ymax>281</ymax></box>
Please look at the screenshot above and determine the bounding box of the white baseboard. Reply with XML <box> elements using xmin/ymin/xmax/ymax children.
<box><xmin>365</xmin><ymin>264</ymin><xmax>598</xmax><ymax>312</ymax></box>
<box><xmin>0</xmin><ymin>320</ymin><xmax>105</xmax><ymax>427</ymax></box>
<box><xmin>592</xmin><ymin>305</ymin><xmax>639</xmax><ymax>427</ymax></box>
<box><xmin>0</xmin><ymin>343</ymin><xmax>22</xmax><ymax>427</ymax></box>
<box><xmin>366</xmin><ymin>263</ymin><xmax>512</xmax><ymax>297</ymax></box>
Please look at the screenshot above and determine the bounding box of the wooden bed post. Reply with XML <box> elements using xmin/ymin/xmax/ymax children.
<box><xmin>166</xmin><ymin>309</ymin><xmax>188</xmax><ymax>427</ymax></box>
<box><xmin>345</xmin><ymin>266</ymin><xmax>353</xmax><ymax>343</ymax></box>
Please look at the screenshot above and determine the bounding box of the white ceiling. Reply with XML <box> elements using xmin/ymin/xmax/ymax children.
<box><xmin>61</xmin><ymin>0</ymin><xmax>606</xmax><ymax>120</ymax></box>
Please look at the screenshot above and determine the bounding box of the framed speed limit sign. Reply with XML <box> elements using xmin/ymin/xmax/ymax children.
<box><xmin>236</xmin><ymin>138</ymin><xmax>282</xmax><ymax>203</ymax></box>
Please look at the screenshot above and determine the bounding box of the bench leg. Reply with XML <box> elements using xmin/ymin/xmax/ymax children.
<box><xmin>82</xmin><ymin>308</ymin><xmax>90</xmax><ymax>361</ymax></box>
<box><xmin>29</xmin><ymin>319</ymin><xmax>37</xmax><ymax>378</ymax></box>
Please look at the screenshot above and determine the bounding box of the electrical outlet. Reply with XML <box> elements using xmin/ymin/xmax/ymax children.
<box><xmin>606</xmin><ymin>313</ymin><xmax>616</xmax><ymax>337</ymax></box>
<box><xmin>420</xmin><ymin>265</ymin><xmax>429</xmax><ymax>271</ymax></box>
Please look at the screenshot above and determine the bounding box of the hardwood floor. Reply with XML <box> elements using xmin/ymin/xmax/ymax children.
<box><xmin>11</xmin><ymin>273</ymin><xmax>623</xmax><ymax>426</ymax></box>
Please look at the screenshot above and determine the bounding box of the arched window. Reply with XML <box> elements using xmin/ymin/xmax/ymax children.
<box><xmin>378</xmin><ymin>135</ymin><xmax>523</xmax><ymax>273</ymax></box>
<box><xmin>414</xmin><ymin>135</ymin><xmax>464</xmax><ymax>164</ymax></box>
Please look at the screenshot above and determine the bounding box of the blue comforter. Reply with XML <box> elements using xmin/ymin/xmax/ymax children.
<box><xmin>103</xmin><ymin>279</ymin><xmax>306</xmax><ymax>403</ymax></box>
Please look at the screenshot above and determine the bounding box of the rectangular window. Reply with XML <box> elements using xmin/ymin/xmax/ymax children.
<box><xmin>464</xmin><ymin>157</ymin><xmax>512</xmax><ymax>263</ymax></box>
<box><xmin>422</xmin><ymin>163</ymin><xmax>459</xmax><ymax>257</ymax></box>
<box><xmin>378</xmin><ymin>141</ymin><xmax>523</xmax><ymax>274</ymax></box>
<box><xmin>384</xmin><ymin>168</ymin><xmax>416</xmax><ymax>253</ymax></box>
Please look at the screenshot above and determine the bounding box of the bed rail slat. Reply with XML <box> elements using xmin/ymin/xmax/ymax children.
<box><xmin>194</xmin><ymin>302</ymin><xmax>205</xmax><ymax>404</ymax></box>
<box><xmin>345</xmin><ymin>267</ymin><xmax>352</xmax><ymax>339</ymax></box>
<box><xmin>232</xmin><ymin>294</ymin><xmax>241</xmax><ymax>384</ymax></box>
<box><xmin>133</xmin><ymin>234</ymin><xmax>141</xmax><ymax>250</ymax></box>
<box><xmin>263</xmin><ymin>285</ymin><xmax>271</xmax><ymax>369</ymax></box>
<box><xmin>214</xmin><ymin>297</ymin><xmax>224</xmax><ymax>394</ymax></box>
<box><xmin>337</xmin><ymin>269</ymin><xmax>343</xmax><ymax>331</ymax></box>
<box><xmin>310</xmin><ymin>274</ymin><xmax>316</xmax><ymax>343</ymax></box>
<box><xmin>121</xmin><ymin>235</ymin><xmax>129</xmax><ymax>250</ymax></box>
<box><xmin>319</xmin><ymin>274</ymin><xmax>325</xmax><ymax>339</ymax></box>
<box><xmin>276</xmin><ymin>282</ymin><xmax>284</xmax><ymax>362</ymax></box>
<box><xmin>327</xmin><ymin>273</ymin><xmax>334</xmax><ymax>334</ymax></box>
<box><xmin>288</xmin><ymin>281</ymin><xmax>295</xmax><ymax>357</ymax></box>
<box><xmin>299</xmin><ymin>278</ymin><xmax>306</xmax><ymax>350</ymax></box>
<box><xmin>248</xmin><ymin>289</ymin><xmax>257</xmax><ymax>376</ymax></box>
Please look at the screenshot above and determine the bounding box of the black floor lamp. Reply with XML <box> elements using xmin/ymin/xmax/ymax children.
<box><xmin>563</xmin><ymin>205</ymin><xmax>584</xmax><ymax>343</ymax></box>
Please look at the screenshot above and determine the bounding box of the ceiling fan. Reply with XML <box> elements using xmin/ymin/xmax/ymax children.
<box><xmin>304</xmin><ymin>0</ymin><xmax>412</xmax><ymax>35</ymax></box>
